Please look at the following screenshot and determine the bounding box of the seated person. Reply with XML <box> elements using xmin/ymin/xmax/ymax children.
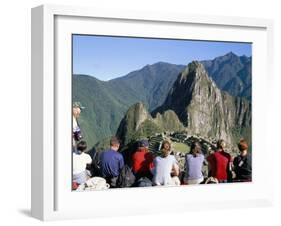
<box><xmin>100</xmin><ymin>136</ymin><xmax>124</xmax><ymax>187</ymax></box>
<box><xmin>73</xmin><ymin>140</ymin><xmax>92</xmax><ymax>185</ymax></box>
<box><xmin>131</xmin><ymin>139</ymin><xmax>154</xmax><ymax>179</ymax></box>
<box><xmin>151</xmin><ymin>140</ymin><xmax>180</xmax><ymax>186</ymax></box>
<box><xmin>183</xmin><ymin>142</ymin><xmax>205</xmax><ymax>185</ymax></box>
<box><xmin>207</xmin><ymin>139</ymin><xmax>232</xmax><ymax>183</ymax></box>
<box><xmin>233</xmin><ymin>139</ymin><xmax>252</xmax><ymax>182</ymax></box>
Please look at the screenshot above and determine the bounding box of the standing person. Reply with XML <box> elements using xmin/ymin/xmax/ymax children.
<box><xmin>100</xmin><ymin>136</ymin><xmax>124</xmax><ymax>187</ymax></box>
<box><xmin>207</xmin><ymin>139</ymin><xmax>232</xmax><ymax>183</ymax></box>
<box><xmin>233</xmin><ymin>139</ymin><xmax>252</xmax><ymax>182</ymax></box>
<box><xmin>72</xmin><ymin>102</ymin><xmax>85</xmax><ymax>150</ymax></box>
<box><xmin>152</xmin><ymin>140</ymin><xmax>180</xmax><ymax>186</ymax></box>
<box><xmin>73</xmin><ymin>140</ymin><xmax>92</xmax><ymax>186</ymax></box>
<box><xmin>131</xmin><ymin>139</ymin><xmax>154</xmax><ymax>180</ymax></box>
<box><xmin>183</xmin><ymin>142</ymin><xmax>205</xmax><ymax>185</ymax></box>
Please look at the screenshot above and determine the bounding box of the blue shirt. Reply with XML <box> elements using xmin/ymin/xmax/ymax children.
<box><xmin>100</xmin><ymin>149</ymin><xmax>124</xmax><ymax>178</ymax></box>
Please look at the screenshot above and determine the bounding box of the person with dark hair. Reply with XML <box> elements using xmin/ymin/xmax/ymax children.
<box><xmin>73</xmin><ymin>140</ymin><xmax>92</xmax><ymax>185</ymax></box>
<box><xmin>76</xmin><ymin>140</ymin><xmax>87</xmax><ymax>152</ymax></box>
<box><xmin>151</xmin><ymin>140</ymin><xmax>180</xmax><ymax>186</ymax></box>
<box><xmin>131</xmin><ymin>139</ymin><xmax>154</xmax><ymax>180</ymax></box>
<box><xmin>207</xmin><ymin>139</ymin><xmax>232</xmax><ymax>183</ymax></box>
<box><xmin>233</xmin><ymin>139</ymin><xmax>252</xmax><ymax>182</ymax></box>
<box><xmin>183</xmin><ymin>142</ymin><xmax>205</xmax><ymax>185</ymax></box>
<box><xmin>100</xmin><ymin>136</ymin><xmax>124</xmax><ymax>187</ymax></box>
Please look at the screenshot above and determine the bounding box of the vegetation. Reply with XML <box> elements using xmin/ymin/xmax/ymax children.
<box><xmin>173</xmin><ymin>142</ymin><xmax>190</xmax><ymax>153</ymax></box>
<box><xmin>132</xmin><ymin>119</ymin><xmax>162</xmax><ymax>142</ymax></box>
<box><xmin>73</xmin><ymin>53</ymin><xmax>252</xmax><ymax>150</ymax></box>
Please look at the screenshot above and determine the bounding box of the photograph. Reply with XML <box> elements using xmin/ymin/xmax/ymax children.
<box><xmin>71</xmin><ymin>34</ymin><xmax>252</xmax><ymax>191</ymax></box>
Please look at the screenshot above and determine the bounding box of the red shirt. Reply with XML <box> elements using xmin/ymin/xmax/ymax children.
<box><xmin>132</xmin><ymin>149</ymin><xmax>154</xmax><ymax>175</ymax></box>
<box><xmin>207</xmin><ymin>150</ymin><xmax>231</xmax><ymax>181</ymax></box>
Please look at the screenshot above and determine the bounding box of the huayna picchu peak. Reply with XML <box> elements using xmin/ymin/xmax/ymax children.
<box><xmin>117</xmin><ymin>61</ymin><xmax>251</xmax><ymax>150</ymax></box>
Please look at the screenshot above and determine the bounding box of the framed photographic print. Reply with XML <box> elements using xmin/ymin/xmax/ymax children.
<box><xmin>31</xmin><ymin>4</ymin><xmax>274</xmax><ymax>221</ymax></box>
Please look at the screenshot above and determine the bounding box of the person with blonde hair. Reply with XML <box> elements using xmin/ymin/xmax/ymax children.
<box><xmin>151</xmin><ymin>140</ymin><xmax>180</xmax><ymax>186</ymax></box>
<box><xmin>233</xmin><ymin>139</ymin><xmax>252</xmax><ymax>182</ymax></box>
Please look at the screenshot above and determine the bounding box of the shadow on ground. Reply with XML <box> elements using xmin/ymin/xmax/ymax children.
<box><xmin>18</xmin><ymin>209</ymin><xmax>32</xmax><ymax>218</ymax></box>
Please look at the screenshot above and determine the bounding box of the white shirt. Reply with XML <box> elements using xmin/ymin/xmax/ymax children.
<box><xmin>152</xmin><ymin>155</ymin><xmax>178</xmax><ymax>185</ymax></box>
<box><xmin>73</xmin><ymin>116</ymin><xmax>79</xmax><ymax>132</ymax></box>
<box><xmin>73</xmin><ymin>152</ymin><xmax>92</xmax><ymax>175</ymax></box>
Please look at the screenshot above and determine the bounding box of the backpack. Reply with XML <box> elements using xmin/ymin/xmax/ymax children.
<box><xmin>117</xmin><ymin>165</ymin><xmax>136</xmax><ymax>188</ymax></box>
<box><xmin>136</xmin><ymin>177</ymin><xmax>153</xmax><ymax>187</ymax></box>
<box><xmin>88</xmin><ymin>150</ymin><xmax>102</xmax><ymax>177</ymax></box>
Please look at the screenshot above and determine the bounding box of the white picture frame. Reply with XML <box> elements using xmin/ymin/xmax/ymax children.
<box><xmin>31</xmin><ymin>4</ymin><xmax>274</xmax><ymax>221</ymax></box>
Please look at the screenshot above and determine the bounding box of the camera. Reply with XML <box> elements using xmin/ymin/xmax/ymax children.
<box><xmin>73</xmin><ymin>128</ymin><xmax>83</xmax><ymax>141</ymax></box>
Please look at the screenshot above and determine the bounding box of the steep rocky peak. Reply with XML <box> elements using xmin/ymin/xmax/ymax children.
<box><xmin>225</xmin><ymin>51</ymin><xmax>236</xmax><ymax>57</ymax></box>
<box><xmin>116</xmin><ymin>102</ymin><xmax>151</xmax><ymax>145</ymax></box>
<box><xmin>179</xmin><ymin>61</ymin><xmax>211</xmax><ymax>84</ymax></box>
<box><xmin>221</xmin><ymin>51</ymin><xmax>240</xmax><ymax>63</ymax></box>
<box><xmin>155</xmin><ymin>61</ymin><xmax>220</xmax><ymax>123</ymax></box>
<box><xmin>126</xmin><ymin>102</ymin><xmax>148</xmax><ymax>117</ymax></box>
<box><xmin>172</xmin><ymin>62</ymin><xmax>218</xmax><ymax>102</ymax></box>
<box><xmin>126</xmin><ymin>102</ymin><xmax>150</xmax><ymax>130</ymax></box>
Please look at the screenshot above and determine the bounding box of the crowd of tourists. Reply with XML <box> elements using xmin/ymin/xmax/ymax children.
<box><xmin>72</xmin><ymin>102</ymin><xmax>252</xmax><ymax>190</ymax></box>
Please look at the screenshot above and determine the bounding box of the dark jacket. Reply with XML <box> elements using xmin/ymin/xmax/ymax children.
<box><xmin>233</xmin><ymin>154</ymin><xmax>252</xmax><ymax>182</ymax></box>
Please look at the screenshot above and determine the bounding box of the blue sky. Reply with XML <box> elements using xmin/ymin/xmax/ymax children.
<box><xmin>73</xmin><ymin>35</ymin><xmax>252</xmax><ymax>81</ymax></box>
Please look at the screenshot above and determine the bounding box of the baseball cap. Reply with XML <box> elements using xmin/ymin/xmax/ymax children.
<box><xmin>139</xmin><ymin>139</ymin><xmax>149</xmax><ymax>147</ymax></box>
<box><xmin>73</xmin><ymin>102</ymin><xmax>85</xmax><ymax>110</ymax></box>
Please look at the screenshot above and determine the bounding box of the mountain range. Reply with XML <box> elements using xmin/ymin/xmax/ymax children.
<box><xmin>73</xmin><ymin>52</ymin><xmax>251</xmax><ymax>149</ymax></box>
<box><xmin>202</xmin><ymin>52</ymin><xmax>252</xmax><ymax>99</ymax></box>
<box><xmin>153</xmin><ymin>61</ymin><xmax>251</xmax><ymax>148</ymax></box>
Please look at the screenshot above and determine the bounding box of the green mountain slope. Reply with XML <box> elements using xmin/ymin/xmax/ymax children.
<box><xmin>73</xmin><ymin>53</ymin><xmax>252</xmax><ymax>150</ymax></box>
<box><xmin>109</xmin><ymin>62</ymin><xmax>185</xmax><ymax>111</ymax></box>
<box><xmin>73</xmin><ymin>62</ymin><xmax>184</xmax><ymax>149</ymax></box>
<box><xmin>73</xmin><ymin>74</ymin><xmax>140</xmax><ymax>149</ymax></box>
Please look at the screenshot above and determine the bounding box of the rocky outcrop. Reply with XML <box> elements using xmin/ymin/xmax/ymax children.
<box><xmin>152</xmin><ymin>61</ymin><xmax>251</xmax><ymax>148</ymax></box>
<box><xmin>116</xmin><ymin>103</ymin><xmax>185</xmax><ymax>145</ymax></box>
<box><xmin>154</xmin><ymin>110</ymin><xmax>185</xmax><ymax>132</ymax></box>
<box><xmin>116</xmin><ymin>102</ymin><xmax>151</xmax><ymax>145</ymax></box>
<box><xmin>74</xmin><ymin>53</ymin><xmax>251</xmax><ymax>149</ymax></box>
